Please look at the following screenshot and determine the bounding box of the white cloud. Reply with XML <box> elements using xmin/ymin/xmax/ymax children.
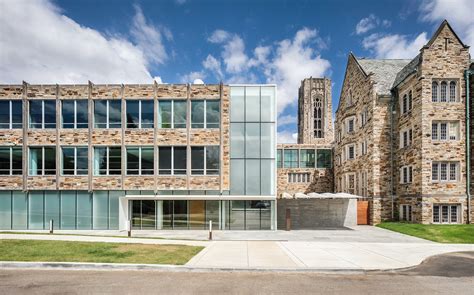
<box><xmin>277</xmin><ymin>131</ymin><xmax>298</xmax><ymax>143</ymax></box>
<box><xmin>193</xmin><ymin>79</ymin><xmax>204</xmax><ymax>85</ymax></box>
<box><xmin>180</xmin><ymin>71</ymin><xmax>205</xmax><ymax>83</ymax></box>
<box><xmin>355</xmin><ymin>14</ymin><xmax>391</xmax><ymax>35</ymax></box>
<box><xmin>264</xmin><ymin>28</ymin><xmax>331</xmax><ymax>113</ymax></box>
<box><xmin>175</xmin><ymin>0</ymin><xmax>186</xmax><ymax>5</ymax></box>
<box><xmin>221</xmin><ymin>35</ymin><xmax>249</xmax><ymax>73</ymax></box>
<box><xmin>208</xmin><ymin>30</ymin><xmax>231</xmax><ymax>43</ymax></box>
<box><xmin>202</xmin><ymin>54</ymin><xmax>223</xmax><ymax>79</ymax></box>
<box><xmin>277</xmin><ymin>114</ymin><xmax>297</xmax><ymax>127</ymax></box>
<box><xmin>0</xmin><ymin>0</ymin><xmax>167</xmax><ymax>84</ymax></box>
<box><xmin>419</xmin><ymin>0</ymin><xmax>474</xmax><ymax>51</ymax></box>
<box><xmin>153</xmin><ymin>76</ymin><xmax>163</xmax><ymax>84</ymax></box>
<box><xmin>362</xmin><ymin>32</ymin><xmax>428</xmax><ymax>59</ymax></box>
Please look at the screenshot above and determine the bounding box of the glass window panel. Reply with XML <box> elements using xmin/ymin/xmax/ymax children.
<box><xmin>246</xmin><ymin>159</ymin><xmax>260</xmax><ymax>195</ymax></box>
<box><xmin>43</xmin><ymin>100</ymin><xmax>56</xmax><ymax>128</ymax></box>
<box><xmin>141</xmin><ymin>199</ymin><xmax>156</xmax><ymax>229</ymax></box>
<box><xmin>173</xmin><ymin>100</ymin><xmax>187</xmax><ymax>128</ymax></box>
<box><xmin>283</xmin><ymin>149</ymin><xmax>298</xmax><ymax>168</ymax></box>
<box><xmin>191</xmin><ymin>101</ymin><xmax>205</xmax><ymax>128</ymax></box>
<box><xmin>205</xmin><ymin>200</ymin><xmax>219</xmax><ymax>229</ymax></box>
<box><xmin>189</xmin><ymin>200</ymin><xmax>205</xmax><ymax>229</ymax></box>
<box><xmin>29</xmin><ymin>100</ymin><xmax>43</xmax><ymax>128</ymax></box>
<box><xmin>141</xmin><ymin>147</ymin><xmax>154</xmax><ymax>175</ymax></box>
<box><xmin>230</xmin><ymin>86</ymin><xmax>245</xmax><ymax>122</ymax></box>
<box><xmin>76</xmin><ymin>100</ymin><xmax>88</xmax><ymax>128</ymax></box>
<box><xmin>245</xmin><ymin>123</ymin><xmax>260</xmax><ymax>158</ymax></box>
<box><xmin>230</xmin><ymin>123</ymin><xmax>245</xmax><ymax>158</ymax></box>
<box><xmin>28</xmin><ymin>191</ymin><xmax>44</xmax><ymax>229</ymax></box>
<box><xmin>228</xmin><ymin>201</ymin><xmax>245</xmax><ymax>230</ymax></box>
<box><xmin>108</xmin><ymin>191</ymin><xmax>121</xmax><ymax>229</ymax></box>
<box><xmin>245</xmin><ymin>201</ymin><xmax>261</xmax><ymax>230</ymax></box>
<box><xmin>11</xmin><ymin>100</ymin><xmax>22</xmax><ymax>129</ymax></box>
<box><xmin>245</xmin><ymin>87</ymin><xmax>260</xmax><ymax>122</ymax></box>
<box><xmin>44</xmin><ymin>147</ymin><xmax>56</xmax><ymax>175</ymax></box>
<box><xmin>230</xmin><ymin>159</ymin><xmax>245</xmax><ymax>195</ymax></box>
<box><xmin>108</xmin><ymin>100</ymin><xmax>122</xmax><ymax>128</ymax></box>
<box><xmin>141</xmin><ymin>100</ymin><xmax>154</xmax><ymax>128</ymax></box>
<box><xmin>173</xmin><ymin>200</ymin><xmax>188</xmax><ymax>228</ymax></box>
<box><xmin>317</xmin><ymin>149</ymin><xmax>332</xmax><ymax>168</ymax></box>
<box><xmin>277</xmin><ymin>149</ymin><xmax>282</xmax><ymax>168</ymax></box>
<box><xmin>94</xmin><ymin>147</ymin><xmax>107</xmax><ymax>175</ymax></box>
<box><xmin>62</xmin><ymin>147</ymin><xmax>75</xmax><ymax>175</ymax></box>
<box><xmin>62</xmin><ymin>100</ymin><xmax>75</xmax><ymax>128</ymax></box>
<box><xmin>61</xmin><ymin>191</ymin><xmax>76</xmax><ymax>229</ymax></box>
<box><xmin>126</xmin><ymin>147</ymin><xmax>140</xmax><ymax>175</ymax></box>
<box><xmin>131</xmin><ymin>200</ymin><xmax>141</xmax><ymax>229</ymax></box>
<box><xmin>93</xmin><ymin>191</ymin><xmax>108</xmax><ymax>229</ymax></box>
<box><xmin>0</xmin><ymin>147</ymin><xmax>10</xmax><ymax>175</ymax></box>
<box><xmin>76</xmin><ymin>192</ymin><xmax>92</xmax><ymax>229</ymax></box>
<box><xmin>260</xmin><ymin>87</ymin><xmax>275</xmax><ymax>122</ymax></box>
<box><xmin>173</xmin><ymin>147</ymin><xmax>187</xmax><ymax>175</ymax></box>
<box><xmin>94</xmin><ymin>100</ymin><xmax>107</xmax><ymax>128</ymax></box>
<box><xmin>206</xmin><ymin>146</ymin><xmax>220</xmax><ymax>175</ymax></box>
<box><xmin>158</xmin><ymin>147</ymin><xmax>172</xmax><ymax>174</ymax></box>
<box><xmin>12</xmin><ymin>191</ymin><xmax>27</xmax><ymax>229</ymax></box>
<box><xmin>191</xmin><ymin>147</ymin><xmax>204</xmax><ymax>175</ymax></box>
<box><xmin>300</xmin><ymin>149</ymin><xmax>315</xmax><ymax>168</ymax></box>
<box><xmin>44</xmin><ymin>191</ymin><xmax>60</xmax><ymax>229</ymax></box>
<box><xmin>0</xmin><ymin>191</ymin><xmax>12</xmax><ymax>229</ymax></box>
<box><xmin>126</xmin><ymin>100</ymin><xmax>140</xmax><ymax>128</ymax></box>
<box><xmin>29</xmin><ymin>147</ymin><xmax>42</xmax><ymax>175</ymax></box>
<box><xmin>206</xmin><ymin>100</ymin><xmax>220</xmax><ymax>128</ymax></box>
<box><xmin>0</xmin><ymin>101</ymin><xmax>10</xmax><ymax>128</ymax></box>
<box><xmin>158</xmin><ymin>100</ymin><xmax>172</xmax><ymax>128</ymax></box>
<box><xmin>162</xmin><ymin>200</ymin><xmax>173</xmax><ymax>229</ymax></box>
<box><xmin>76</xmin><ymin>147</ymin><xmax>88</xmax><ymax>175</ymax></box>
<box><xmin>108</xmin><ymin>147</ymin><xmax>121</xmax><ymax>175</ymax></box>
<box><xmin>260</xmin><ymin>123</ymin><xmax>275</xmax><ymax>158</ymax></box>
<box><xmin>261</xmin><ymin>159</ymin><xmax>275</xmax><ymax>195</ymax></box>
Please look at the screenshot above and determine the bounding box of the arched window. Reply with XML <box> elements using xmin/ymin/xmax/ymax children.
<box><xmin>313</xmin><ymin>97</ymin><xmax>323</xmax><ymax>138</ymax></box>
<box><xmin>432</xmin><ymin>81</ymin><xmax>438</xmax><ymax>102</ymax></box>
<box><xmin>440</xmin><ymin>81</ymin><xmax>447</xmax><ymax>102</ymax></box>
<box><xmin>449</xmin><ymin>81</ymin><xmax>456</xmax><ymax>102</ymax></box>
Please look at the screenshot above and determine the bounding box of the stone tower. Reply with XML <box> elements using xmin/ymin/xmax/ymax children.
<box><xmin>297</xmin><ymin>77</ymin><xmax>334</xmax><ymax>145</ymax></box>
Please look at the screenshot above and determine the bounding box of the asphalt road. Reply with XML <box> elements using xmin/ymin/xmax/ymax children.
<box><xmin>0</xmin><ymin>252</ymin><xmax>472</xmax><ymax>295</ymax></box>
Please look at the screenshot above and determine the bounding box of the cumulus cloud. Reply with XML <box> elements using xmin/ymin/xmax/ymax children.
<box><xmin>277</xmin><ymin>131</ymin><xmax>298</xmax><ymax>143</ymax></box>
<box><xmin>355</xmin><ymin>14</ymin><xmax>391</xmax><ymax>35</ymax></box>
<box><xmin>0</xmin><ymin>0</ymin><xmax>168</xmax><ymax>84</ymax></box>
<box><xmin>202</xmin><ymin>54</ymin><xmax>223</xmax><ymax>79</ymax></box>
<box><xmin>180</xmin><ymin>71</ymin><xmax>205</xmax><ymax>83</ymax></box>
<box><xmin>277</xmin><ymin>114</ymin><xmax>297</xmax><ymax>127</ymax></box>
<box><xmin>362</xmin><ymin>32</ymin><xmax>428</xmax><ymax>59</ymax></box>
<box><xmin>208</xmin><ymin>29</ymin><xmax>231</xmax><ymax>43</ymax></box>
<box><xmin>419</xmin><ymin>0</ymin><xmax>474</xmax><ymax>51</ymax></box>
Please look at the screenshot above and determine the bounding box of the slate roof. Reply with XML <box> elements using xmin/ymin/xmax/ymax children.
<box><xmin>356</xmin><ymin>58</ymin><xmax>411</xmax><ymax>95</ymax></box>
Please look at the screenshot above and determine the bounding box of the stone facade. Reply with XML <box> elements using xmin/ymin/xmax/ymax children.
<box><xmin>0</xmin><ymin>83</ymin><xmax>230</xmax><ymax>193</ymax></box>
<box><xmin>335</xmin><ymin>21</ymin><xmax>473</xmax><ymax>224</ymax></box>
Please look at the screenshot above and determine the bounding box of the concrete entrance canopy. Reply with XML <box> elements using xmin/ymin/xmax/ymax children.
<box><xmin>279</xmin><ymin>192</ymin><xmax>360</xmax><ymax>199</ymax></box>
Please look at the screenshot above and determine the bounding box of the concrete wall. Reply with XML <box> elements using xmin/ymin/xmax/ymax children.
<box><xmin>277</xmin><ymin>198</ymin><xmax>357</xmax><ymax>229</ymax></box>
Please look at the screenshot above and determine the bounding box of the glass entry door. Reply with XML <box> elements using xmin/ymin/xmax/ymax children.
<box><xmin>131</xmin><ymin>200</ymin><xmax>156</xmax><ymax>229</ymax></box>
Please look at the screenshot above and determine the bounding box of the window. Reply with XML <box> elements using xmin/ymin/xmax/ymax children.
<box><xmin>93</xmin><ymin>147</ymin><xmax>121</xmax><ymax>175</ymax></box>
<box><xmin>432</xmin><ymin>162</ymin><xmax>458</xmax><ymax>182</ymax></box>
<box><xmin>158</xmin><ymin>100</ymin><xmax>186</xmax><ymax>128</ymax></box>
<box><xmin>158</xmin><ymin>146</ymin><xmax>187</xmax><ymax>175</ymax></box>
<box><xmin>400</xmin><ymin>166</ymin><xmax>413</xmax><ymax>184</ymax></box>
<box><xmin>299</xmin><ymin>149</ymin><xmax>315</xmax><ymax>168</ymax></box>
<box><xmin>346</xmin><ymin>117</ymin><xmax>355</xmax><ymax>133</ymax></box>
<box><xmin>440</xmin><ymin>81</ymin><xmax>447</xmax><ymax>102</ymax></box>
<box><xmin>360</xmin><ymin>108</ymin><xmax>368</xmax><ymax>127</ymax></box>
<box><xmin>432</xmin><ymin>122</ymin><xmax>459</xmax><ymax>141</ymax></box>
<box><xmin>400</xmin><ymin>128</ymin><xmax>413</xmax><ymax>148</ymax></box>
<box><xmin>400</xmin><ymin>205</ymin><xmax>412</xmax><ymax>222</ymax></box>
<box><xmin>317</xmin><ymin>149</ymin><xmax>332</xmax><ymax>168</ymax></box>
<box><xmin>94</xmin><ymin>100</ymin><xmax>121</xmax><ymax>128</ymax></box>
<box><xmin>62</xmin><ymin>147</ymin><xmax>88</xmax><ymax>175</ymax></box>
<box><xmin>433</xmin><ymin>204</ymin><xmax>459</xmax><ymax>224</ymax></box>
<box><xmin>313</xmin><ymin>97</ymin><xmax>323</xmax><ymax>138</ymax></box>
<box><xmin>191</xmin><ymin>100</ymin><xmax>220</xmax><ymax>128</ymax></box>
<box><xmin>432</xmin><ymin>82</ymin><xmax>438</xmax><ymax>102</ymax></box>
<box><xmin>360</xmin><ymin>170</ymin><xmax>368</xmax><ymax>197</ymax></box>
<box><xmin>449</xmin><ymin>81</ymin><xmax>456</xmax><ymax>102</ymax></box>
<box><xmin>191</xmin><ymin>146</ymin><xmax>219</xmax><ymax>175</ymax></box>
<box><xmin>288</xmin><ymin>173</ymin><xmax>311</xmax><ymax>183</ymax></box>
<box><xmin>29</xmin><ymin>100</ymin><xmax>56</xmax><ymax>129</ymax></box>
<box><xmin>62</xmin><ymin>100</ymin><xmax>88</xmax><ymax>128</ymax></box>
<box><xmin>126</xmin><ymin>147</ymin><xmax>154</xmax><ymax>175</ymax></box>
<box><xmin>0</xmin><ymin>147</ymin><xmax>22</xmax><ymax>175</ymax></box>
<box><xmin>361</xmin><ymin>141</ymin><xmax>367</xmax><ymax>155</ymax></box>
<box><xmin>283</xmin><ymin>149</ymin><xmax>298</xmax><ymax>168</ymax></box>
<box><xmin>401</xmin><ymin>91</ymin><xmax>412</xmax><ymax>115</ymax></box>
<box><xmin>0</xmin><ymin>100</ymin><xmax>22</xmax><ymax>129</ymax></box>
<box><xmin>346</xmin><ymin>145</ymin><xmax>355</xmax><ymax>160</ymax></box>
<box><xmin>277</xmin><ymin>149</ymin><xmax>283</xmax><ymax>168</ymax></box>
<box><xmin>29</xmin><ymin>147</ymin><xmax>56</xmax><ymax>175</ymax></box>
<box><xmin>126</xmin><ymin>100</ymin><xmax>154</xmax><ymax>128</ymax></box>
<box><xmin>346</xmin><ymin>174</ymin><xmax>355</xmax><ymax>194</ymax></box>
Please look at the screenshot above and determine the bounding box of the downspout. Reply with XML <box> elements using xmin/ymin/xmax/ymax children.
<box><xmin>465</xmin><ymin>69</ymin><xmax>472</xmax><ymax>224</ymax></box>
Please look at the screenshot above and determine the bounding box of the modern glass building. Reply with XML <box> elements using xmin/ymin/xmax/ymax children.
<box><xmin>0</xmin><ymin>83</ymin><xmax>276</xmax><ymax>230</ymax></box>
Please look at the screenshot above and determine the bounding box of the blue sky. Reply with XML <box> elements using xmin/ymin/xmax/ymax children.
<box><xmin>1</xmin><ymin>0</ymin><xmax>472</xmax><ymax>142</ymax></box>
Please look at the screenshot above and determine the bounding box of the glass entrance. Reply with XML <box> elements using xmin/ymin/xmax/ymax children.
<box><xmin>131</xmin><ymin>200</ymin><xmax>156</xmax><ymax>229</ymax></box>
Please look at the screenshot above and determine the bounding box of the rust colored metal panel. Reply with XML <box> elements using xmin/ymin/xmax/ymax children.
<box><xmin>357</xmin><ymin>201</ymin><xmax>369</xmax><ymax>225</ymax></box>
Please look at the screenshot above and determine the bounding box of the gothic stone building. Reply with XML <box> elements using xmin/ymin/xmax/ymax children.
<box><xmin>335</xmin><ymin>21</ymin><xmax>474</xmax><ymax>224</ymax></box>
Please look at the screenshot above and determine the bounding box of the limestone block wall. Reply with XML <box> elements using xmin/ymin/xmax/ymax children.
<box><xmin>0</xmin><ymin>130</ymin><xmax>23</xmax><ymax>145</ymax></box>
<box><xmin>59</xmin><ymin>176</ymin><xmax>89</xmax><ymax>190</ymax></box>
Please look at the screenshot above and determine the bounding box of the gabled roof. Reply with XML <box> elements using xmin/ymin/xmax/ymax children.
<box><xmin>424</xmin><ymin>20</ymin><xmax>469</xmax><ymax>49</ymax></box>
<box><xmin>392</xmin><ymin>54</ymin><xmax>421</xmax><ymax>89</ymax></box>
<box><xmin>356</xmin><ymin>58</ymin><xmax>410</xmax><ymax>95</ymax></box>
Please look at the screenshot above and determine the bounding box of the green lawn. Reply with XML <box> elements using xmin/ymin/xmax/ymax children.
<box><xmin>0</xmin><ymin>240</ymin><xmax>203</xmax><ymax>265</ymax></box>
<box><xmin>377</xmin><ymin>222</ymin><xmax>474</xmax><ymax>243</ymax></box>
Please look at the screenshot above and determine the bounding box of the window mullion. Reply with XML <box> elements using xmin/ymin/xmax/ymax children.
<box><xmin>9</xmin><ymin>147</ymin><xmax>13</xmax><ymax>175</ymax></box>
<box><xmin>204</xmin><ymin>100</ymin><xmax>207</xmax><ymax>128</ymax></box>
<box><xmin>41</xmin><ymin>101</ymin><xmax>45</xmax><ymax>129</ymax></box>
<box><xmin>139</xmin><ymin>147</ymin><xmax>142</xmax><ymax>176</ymax></box>
<box><xmin>42</xmin><ymin>147</ymin><xmax>45</xmax><ymax>176</ymax></box>
<box><xmin>9</xmin><ymin>101</ymin><xmax>12</xmax><ymax>129</ymax></box>
<box><xmin>171</xmin><ymin>147</ymin><xmax>174</xmax><ymax>175</ymax></box>
<box><xmin>204</xmin><ymin>146</ymin><xmax>207</xmax><ymax>175</ymax></box>
<box><xmin>139</xmin><ymin>101</ymin><xmax>142</xmax><ymax>129</ymax></box>
<box><xmin>106</xmin><ymin>147</ymin><xmax>109</xmax><ymax>175</ymax></box>
<box><xmin>74</xmin><ymin>147</ymin><xmax>77</xmax><ymax>176</ymax></box>
<box><xmin>171</xmin><ymin>101</ymin><xmax>174</xmax><ymax>128</ymax></box>
<box><xmin>106</xmin><ymin>100</ymin><xmax>109</xmax><ymax>129</ymax></box>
